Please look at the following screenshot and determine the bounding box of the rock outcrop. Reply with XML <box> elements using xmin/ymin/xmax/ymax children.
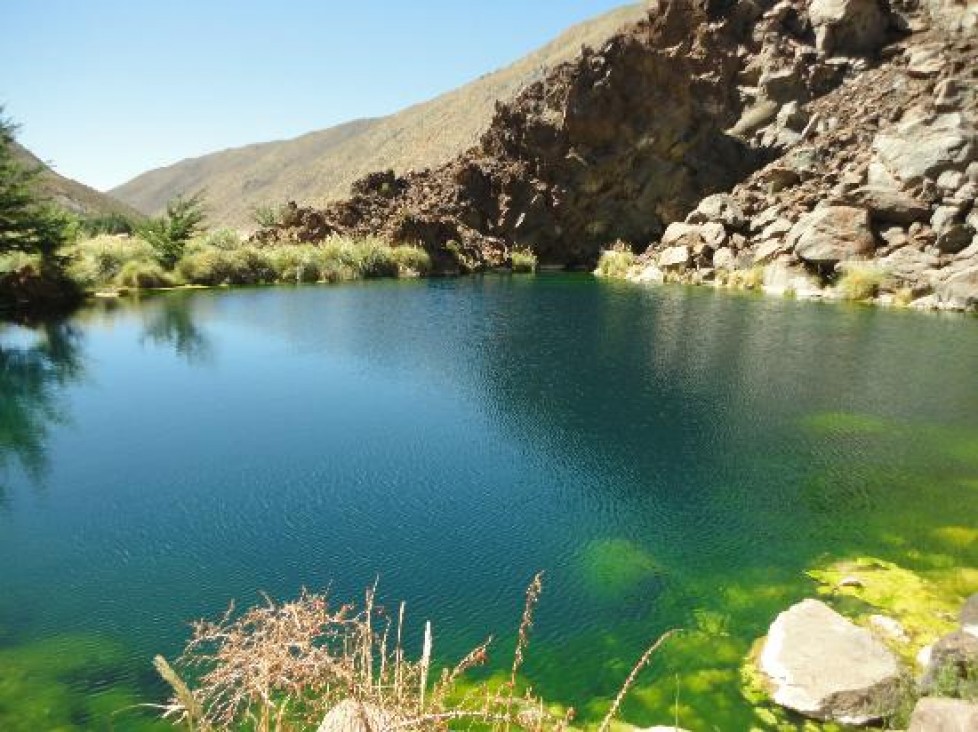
<box><xmin>757</xmin><ymin>599</ymin><xmax>902</xmax><ymax>724</ymax></box>
<box><xmin>256</xmin><ymin>0</ymin><xmax>760</xmax><ymax>269</ymax></box>
<box><xmin>629</xmin><ymin>0</ymin><xmax>978</xmax><ymax>311</ymax></box>
<box><xmin>255</xmin><ymin>0</ymin><xmax>977</xmax><ymax>311</ymax></box>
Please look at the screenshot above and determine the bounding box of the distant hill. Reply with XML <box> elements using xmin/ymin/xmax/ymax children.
<box><xmin>110</xmin><ymin>3</ymin><xmax>647</xmax><ymax>228</ymax></box>
<box><xmin>12</xmin><ymin>142</ymin><xmax>143</xmax><ymax>221</ymax></box>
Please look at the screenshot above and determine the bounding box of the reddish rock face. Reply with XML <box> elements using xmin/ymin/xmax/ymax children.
<box><xmin>253</xmin><ymin>0</ymin><xmax>761</xmax><ymax>269</ymax></box>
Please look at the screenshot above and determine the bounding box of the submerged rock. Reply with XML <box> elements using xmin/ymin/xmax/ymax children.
<box><xmin>758</xmin><ymin>599</ymin><xmax>902</xmax><ymax>724</ymax></box>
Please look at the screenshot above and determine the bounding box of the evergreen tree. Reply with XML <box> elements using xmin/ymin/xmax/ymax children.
<box><xmin>0</xmin><ymin>108</ymin><xmax>70</xmax><ymax>259</ymax></box>
<box><xmin>138</xmin><ymin>191</ymin><xmax>207</xmax><ymax>269</ymax></box>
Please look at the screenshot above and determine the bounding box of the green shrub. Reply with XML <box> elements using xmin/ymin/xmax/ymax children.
<box><xmin>114</xmin><ymin>260</ymin><xmax>172</xmax><ymax>289</ymax></box>
<box><xmin>391</xmin><ymin>245</ymin><xmax>432</xmax><ymax>276</ymax></box>
<box><xmin>64</xmin><ymin>235</ymin><xmax>158</xmax><ymax>290</ymax></box>
<box><xmin>176</xmin><ymin>246</ymin><xmax>275</xmax><ymax>286</ymax></box>
<box><xmin>837</xmin><ymin>264</ymin><xmax>885</xmax><ymax>301</ymax></box>
<box><xmin>511</xmin><ymin>249</ymin><xmax>537</xmax><ymax>273</ymax></box>
<box><xmin>138</xmin><ymin>192</ymin><xmax>207</xmax><ymax>269</ymax></box>
<box><xmin>594</xmin><ymin>247</ymin><xmax>636</xmax><ymax>279</ymax></box>
<box><xmin>203</xmin><ymin>228</ymin><xmax>243</xmax><ymax>251</ymax></box>
<box><xmin>727</xmin><ymin>266</ymin><xmax>765</xmax><ymax>291</ymax></box>
<box><xmin>319</xmin><ymin>236</ymin><xmax>399</xmax><ymax>278</ymax></box>
<box><xmin>77</xmin><ymin>212</ymin><xmax>136</xmax><ymax>237</ymax></box>
<box><xmin>267</xmin><ymin>245</ymin><xmax>325</xmax><ymax>283</ymax></box>
<box><xmin>0</xmin><ymin>251</ymin><xmax>43</xmax><ymax>275</ymax></box>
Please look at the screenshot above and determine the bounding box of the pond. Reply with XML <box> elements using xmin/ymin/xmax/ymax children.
<box><xmin>1</xmin><ymin>276</ymin><xmax>977</xmax><ymax>730</ymax></box>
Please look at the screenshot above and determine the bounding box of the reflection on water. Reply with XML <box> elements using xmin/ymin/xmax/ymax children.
<box><xmin>0</xmin><ymin>278</ymin><xmax>976</xmax><ymax>730</ymax></box>
<box><xmin>0</xmin><ymin>320</ymin><xmax>84</xmax><ymax>500</ymax></box>
<box><xmin>140</xmin><ymin>293</ymin><xmax>214</xmax><ymax>365</ymax></box>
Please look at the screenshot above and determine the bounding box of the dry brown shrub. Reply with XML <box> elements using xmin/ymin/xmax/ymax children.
<box><xmin>156</xmin><ymin>576</ymin><xmax>677</xmax><ymax>732</ymax></box>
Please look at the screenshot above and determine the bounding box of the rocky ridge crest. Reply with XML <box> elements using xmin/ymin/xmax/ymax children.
<box><xmin>256</xmin><ymin>0</ymin><xmax>978</xmax><ymax>310</ymax></box>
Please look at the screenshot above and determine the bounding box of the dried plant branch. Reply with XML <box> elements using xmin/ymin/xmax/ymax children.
<box><xmin>155</xmin><ymin>575</ymin><xmax>675</xmax><ymax>732</ymax></box>
<box><xmin>598</xmin><ymin>628</ymin><xmax>681</xmax><ymax>732</ymax></box>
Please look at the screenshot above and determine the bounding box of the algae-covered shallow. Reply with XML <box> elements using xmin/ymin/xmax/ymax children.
<box><xmin>0</xmin><ymin>276</ymin><xmax>977</xmax><ymax>730</ymax></box>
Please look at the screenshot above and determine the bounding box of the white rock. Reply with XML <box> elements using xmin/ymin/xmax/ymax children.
<box><xmin>658</xmin><ymin>246</ymin><xmax>691</xmax><ymax>270</ymax></box>
<box><xmin>909</xmin><ymin>697</ymin><xmax>978</xmax><ymax>731</ymax></box>
<box><xmin>758</xmin><ymin>599</ymin><xmax>902</xmax><ymax>724</ymax></box>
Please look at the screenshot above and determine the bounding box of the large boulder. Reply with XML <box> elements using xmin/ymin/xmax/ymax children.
<box><xmin>659</xmin><ymin>245</ymin><xmax>692</xmax><ymax>270</ymax></box>
<box><xmin>921</xmin><ymin>631</ymin><xmax>978</xmax><ymax>695</ymax></box>
<box><xmin>809</xmin><ymin>0</ymin><xmax>890</xmax><ymax>56</ymax></box>
<box><xmin>935</xmin><ymin>264</ymin><xmax>978</xmax><ymax>310</ymax></box>
<box><xmin>847</xmin><ymin>186</ymin><xmax>931</xmax><ymax>225</ymax></box>
<box><xmin>873</xmin><ymin>113</ymin><xmax>978</xmax><ymax>186</ymax></box>
<box><xmin>689</xmin><ymin>194</ymin><xmax>746</xmax><ymax>230</ymax></box>
<box><xmin>758</xmin><ymin>599</ymin><xmax>902</xmax><ymax>724</ymax></box>
<box><xmin>790</xmin><ymin>206</ymin><xmax>876</xmax><ymax>264</ymax></box>
<box><xmin>909</xmin><ymin>698</ymin><xmax>978</xmax><ymax>731</ymax></box>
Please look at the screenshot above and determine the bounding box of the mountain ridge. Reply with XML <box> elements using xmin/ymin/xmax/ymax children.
<box><xmin>110</xmin><ymin>3</ymin><xmax>648</xmax><ymax>228</ymax></box>
<box><xmin>12</xmin><ymin>142</ymin><xmax>143</xmax><ymax>221</ymax></box>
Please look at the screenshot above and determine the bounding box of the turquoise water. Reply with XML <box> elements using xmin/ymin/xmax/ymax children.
<box><xmin>1</xmin><ymin>276</ymin><xmax>977</xmax><ymax>730</ymax></box>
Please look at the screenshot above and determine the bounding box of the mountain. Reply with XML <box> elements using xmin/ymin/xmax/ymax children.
<box><xmin>110</xmin><ymin>3</ymin><xmax>648</xmax><ymax>228</ymax></box>
<box><xmin>12</xmin><ymin>142</ymin><xmax>142</xmax><ymax>221</ymax></box>
<box><xmin>254</xmin><ymin>0</ymin><xmax>978</xmax><ymax>313</ymax></box>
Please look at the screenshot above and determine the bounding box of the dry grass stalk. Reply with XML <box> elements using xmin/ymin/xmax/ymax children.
<box><xmin>597</xmin><ymin>629</ymin><xmax>681</xmax><ymax>732</ymax></box>
<box><xmin>157</xmin><ymin>576</ymin><xmax>674</xmax><ymax>732</ymax></box>
<box><xmin>506</xmin><ymin>572</ymin><xmax>544</xmax><ymax>728</ymax></box>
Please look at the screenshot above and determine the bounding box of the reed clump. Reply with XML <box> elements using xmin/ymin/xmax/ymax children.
<box><xmin>155</xmin><ymin>575</ymin><xmax>677</xmax><ymax>732</ymax></box>
<box><xmin>593</xmin><ymin>243</ymin><xmax>635</xmax><ymax>279</ymax></box>
<box><xmin>510</xmin><ymin>249</ymin><xmax>538</xmax><ymax>273</ymax></box>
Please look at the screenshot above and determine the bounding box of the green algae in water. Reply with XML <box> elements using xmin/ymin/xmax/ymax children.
<box><xmin>803</xmin><ymin>412</ymin><xmax>892</xmax><ymax>436</ymax></box>
<box><xmin>0</xmin><ymin>634</ymin><xmax>167</xmax><ymax>731</ymax></box>
<box><xmin>579</xmin><ymin>539</ymin><xmax>663</xmax><ymax>602</ymax></box>
<box><xmin>4</xmin><ymin>281</ymin><xmax>978</xmax><ymax>729</ymax></box>
<box><xmin>807</xmin><ymin>557</ymin><xmax>966</xmax><ymax>656</ymax></box>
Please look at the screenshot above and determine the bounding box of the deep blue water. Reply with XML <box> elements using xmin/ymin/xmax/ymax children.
<box><xmin>1</xmin><ymin>276</ymin><xmax>977</xmax><ymax>730</ymax></box>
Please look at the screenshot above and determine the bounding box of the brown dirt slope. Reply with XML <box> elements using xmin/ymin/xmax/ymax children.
<box><xmin>13</xmin><ymin>142</ymin><xmax>143</xmax><ymax>221</ymax></box>
<box><xmin>109</xmin><ymin>3</ymin><xmax>649</xmax><ymax>228</ymax></box>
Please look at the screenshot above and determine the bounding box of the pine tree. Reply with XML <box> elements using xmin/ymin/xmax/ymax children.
<box><xmin>0</xmin><ymin>108</ymin><xmax>70</xmax><ymax>259</ymax></box>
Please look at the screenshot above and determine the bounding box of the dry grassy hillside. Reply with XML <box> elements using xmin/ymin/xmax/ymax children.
<box><xmin>110</xmin><ymin>3</ymin><xmax>647</xmax><ymax>228</ymax></box>
<box><xmin>13</xmin><ymin>142</ymin><xmax>143</xmax><ymax>221</ymax></box>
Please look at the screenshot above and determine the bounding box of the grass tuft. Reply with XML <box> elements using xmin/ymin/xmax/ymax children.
<box><xmin>114</xmin><ymin>260</ymin><xmax>173</xmax><ymax>290</ymax></box>
<box><xmin>511</xmin><ymin>249</ymin><xmax>538</xmax><ymax>273</ymax></box>
<box><xmin>837</xmin><ymin>264</ymin><xmax>885</xmax><ymax>302</ymax></box>
<box><xmin>594</xmin><ymin>243</ymin><xmax>636</xmax><ymax>279</ymax></box>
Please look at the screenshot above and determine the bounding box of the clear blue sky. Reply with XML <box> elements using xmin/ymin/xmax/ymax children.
<box><xmin>1</xmin><ymin>0</ymin><xmax>632</xmax><ymax>191</ymax></box>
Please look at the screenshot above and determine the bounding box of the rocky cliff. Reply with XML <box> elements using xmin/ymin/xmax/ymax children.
<box><xmin>256</xmin><ymin>0</ymin><xmax>978</xmax><ymax>310</ymax></box>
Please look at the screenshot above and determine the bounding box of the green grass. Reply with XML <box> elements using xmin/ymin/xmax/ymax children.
<box><xmin>837</xmin><ymin>264</ymin><xmax>885</xmax><ymax>301</ymax></box>
<box><xmin>594</xmin><ymin>248</ymin><xmax>636</xmax><ymax>279</ymax></box>
<box><xmin>58</xmin><ymin>233</ymin><xmax>433</xmax><ymax>292</ymax></box>
<box><xmin>63</xmin><ymin>235</ymin><xmax>158</xmax><ymax>290</ymax></box>
<box><xmin>0</xmin><ymin>251</ymin><xmax>43</xmax><ymax>275</ymax></box>
<box><xmin>511</xmin><ymin>249</ymin><xmax>538</xmax><ymax>273</ymax></box>
<box><xmin>392</xmin><ymin>245</ymin><xmax>432</xmax><ymax>276</ymax></box>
